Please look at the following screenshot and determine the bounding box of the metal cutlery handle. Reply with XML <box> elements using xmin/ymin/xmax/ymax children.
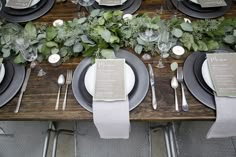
<box><xmin>174</xmin><ymin>89</ymin><xmax>179</xmax><ymax>112</ymax></box>
<box><xmin>14</xmin><ymin>92</ymin><xmax>24</xmax><ymax>113</ymax></box>
<box><xmin>55</xmin><ymin>87</ymin><xmax>61</xmax><ymax>110</ymax></box>
<box><xmin>62</xmin><ymin>84</ymin><xmax>69</xmax><ymax>111</ymax></box>
<box><xmin>151</xmin><ymin>86</ymin><xmax>157</xmax><ymax>110</ymax></box>
<box><xmin>181</xmin><ymin>83</ymin><xmax>189</xmax><ymax>112</ymax></box>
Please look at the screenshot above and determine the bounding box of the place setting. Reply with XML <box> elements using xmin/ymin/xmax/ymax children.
<box><xmin>0</xmin><ymin>0</ymin><xmax>55</xmax><ymax>22</ymax></box>
<box><xmin>171</xmin><ymin>0</ymin><xmax>232</xmax><ymax>19</ymax></box>
<box><xmin>183</xmin><ymin>50</ymin><xmax>236</xmax><ymax>138</ymax></box>
<box><xmin>72</xmin><ymin>49</ymin><xmax>149</xmax><ymax>138</ymax></box>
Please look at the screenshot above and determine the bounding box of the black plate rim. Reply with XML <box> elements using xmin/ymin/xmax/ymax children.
<box><xmin>3</xmin><ymin>0</ymin><xmax>48</xmax><ymax>16</ymax></box>
<box><xmin>72</xmin><ymin>49</ymin><xmax>149</xmax><ymax>112</ymax></box>
<box><xmin>171</xmin><ymin>0</ymin><xmax>232</xmax><ymax>19</ymax></box>
<box><xmin>0</xmin><ymin>0</ymin><xmax>55</xmax><ymax>23</ymax></box>
<box><xmin>0</xmin><ymin>61</ymin><xmax>15</xmax><ymax>95</ymax></box>
<box><xmin>0</xmin><ymin>62</ymin><xmax>25</xmax><ymax>108</ymax></box>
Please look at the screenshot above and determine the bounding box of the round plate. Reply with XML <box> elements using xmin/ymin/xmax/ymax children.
<box><xmin>96</xmin><ymin>0</ymin><xmax>127</xmax><ymax>6</ymax></box>
<box><xmin>193</xmin><ymin>52</ymin><xmax>214</xmax><ymax>95</ymax></box>
<box><xmin>92</xmin><ymin>0</ymin><xmax>134</xmax><ymax>11</ymax></box>
<box><xmin>3</xmin><ymin>0</ymin><xmax>47</xmax><ymax>16</ymax></box>
<box><xmin>72</xmin><ymin>49</ymin><xmax>149</xmax><ymax>112</ymax></box>
<box><xmin>84</xmin><ymin>63</ymin><xmax>135</xmax><ymax>96</ymax></box>
<box><xmin>90</xmin><ymin>0</ymin><xmax>141</xmax><ymax>14</ymax></box>
<box><xmin>201</xmin><ymin>59</ymin><xmax>215</xmax><ymax>91</ymax></box>
<box><xmin>0</xmin><ymin>64</ymin><xmax>6</xmax><ymax>84</ymax></box>
<box><xmin>171</xmin><ymin>0</ymin><xmax>232</xmax><ymax>19</ymax></box>
<box><xmin>183</xmin><ymin>52</ymin><xmax>215</xmax><ymax>110</ymax></box>
<box><xmin>0</xmin><ymin>61</ymin><xmax>15</xmax><ymax>95</ymax></box>
<box><xmin>6</xmin><ymin>0</ymin><xmax>40</xmax><ymax>9</ymax></box>
<box><xmin>0</xmin><ymin>61</ymin><xmax>25</xmax><ymax>108</ymax></box>
<box><xmin>0</xmin><ymin>0</ymin><xmax>55</xmax><ymax>22</ymax></box>
<box><xmin>182</xmin><ymin>0</ymin><xmax>217</xmax><ymax>13</ymax></box>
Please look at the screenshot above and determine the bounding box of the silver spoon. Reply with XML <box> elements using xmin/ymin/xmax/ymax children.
<box><xmin>55</xmin><ymin>74</ymin><xmax>65</xmax><ymax>110</ymax></box>
<box><xmin>171</xmin><ymin>76</ymin><xmax>179</xmax><ymax>112</ymax></box>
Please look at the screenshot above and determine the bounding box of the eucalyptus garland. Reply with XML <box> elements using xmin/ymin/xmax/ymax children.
<box><xmin>0</xmin><ymin>9</ymin><xmax>236</xmax><ymax>63</ymax></box>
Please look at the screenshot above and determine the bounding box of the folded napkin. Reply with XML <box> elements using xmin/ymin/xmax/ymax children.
<box><xmin>93</xmin><ymin>98</ymin><xmax>130</xmax><ymax>139</ymax></box>
<box><xmin>207</xmin><ymin>95</ymin><xmax>236</xmax><ymax>138</ymax></box>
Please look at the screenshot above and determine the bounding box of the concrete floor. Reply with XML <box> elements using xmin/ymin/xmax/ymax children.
<box><xmin>0</xmin><ymin>121</ymin><xmax>236</xmax><ymax>157</ymax></box>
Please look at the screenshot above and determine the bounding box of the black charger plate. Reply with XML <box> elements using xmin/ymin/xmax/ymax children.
<box><xmin>90</xmin><ymin>0</ymin><xmax>141</xmax><ymax>14</ymax></box>
<box><xmin>183</xmin><ymin>52</ymin><xmax>215</xmax><ymax>110</ymax></box>
<box><xmin>171</xmin><ymin>0</ymin><xmax>232</xmax><ymax>19</ymax></box>
<box><xmin>3</xmin><ymin>0</ymin><xmax>47</xmax><ymax>16</ymax></box>
<box><xmin>0</xmin><ymin>61</ymin><xmax>15</xmax><ymax>95</ymax></box>
<box><xmin>72</xmin><ymin>49</ymin><xmax>149</xmax><ymax>112</ymax></box>
<box><xmin>0</xmin><ymin>61</ymin><xmax>25</xmax><ymax>108</ymax></box>
<box><xmin>193</xmin><ymin>52</ymin><xmax>214</xmax><ymax>95</ymax></box>
<box><xmin>92</xmin><ymin>0</ymin><xmax>134</xmax><ymax>11</ymax></box>
<box><xmin>182</xmin><ymin>0</ymin><xmax>217</xmax><ymax>13</ymax></box>
<box><xmin>0</xmin><ymin>0</ymin><xmax>55</xmax><ymax>22</ymax></box>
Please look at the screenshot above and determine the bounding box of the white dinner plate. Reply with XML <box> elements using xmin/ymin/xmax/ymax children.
<box><xmin>201</xmin><ymin>59</ymin><xmax>215</xmax><ymax>91</ymax></box>
<box><xmin>6</xmin><ymin>0</ymin><xmax>41</xmax><ymax>9</ymax></box>
<box><xmin>0</xmin><ymin>64</ymin><xmax>5</xmax><ymax>84</ymax></box>
<box><xmin>190</xmin><ymin>0</ymin><xmax>200</xmax><ymax>4</ymax></box>
<box><xmin>84</xmin><ymin>63</ymin><xmax>135</xmax><ymax>96</ymax></box>
<box><xmin>96</xmin><ymin>0</ymin><xmax>127</xmax><ymax>6</ymax></box>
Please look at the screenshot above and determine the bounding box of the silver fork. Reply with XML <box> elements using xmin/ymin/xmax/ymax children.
<box><xmin>62</xmin><ymin>70</ymin><xmax>73</xmax><ymax>111</ymax></box>
<box><xmin>177</xmin><ymin>67</ymin><xmax>189</xmax><ymax>112</ymax></box>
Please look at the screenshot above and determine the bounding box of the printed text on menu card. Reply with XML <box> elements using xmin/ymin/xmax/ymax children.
<box><xmin>94</xmin><ymin>59</ymin><xmax>126</xmax><ymax>101</ymax></box>
<box><xmin>207</xmin><ymin>53</ymin><xmax>236</xmax><ymax>97</ymax></box>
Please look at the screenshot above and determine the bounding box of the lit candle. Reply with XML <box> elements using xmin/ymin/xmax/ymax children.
<box><xmin>53</xmin><ymin>19</ymin><xmax>64</xmax><ymax>27</ymax></box>
<box><xmin>171</xmin><ymin>45</ymin><xmax>185</xmax><ymax>59</ymax></box>
<box><xmin>48</xmin><ymin>54</ymin><xmax>61</xmax><ymax>67</ymax></box>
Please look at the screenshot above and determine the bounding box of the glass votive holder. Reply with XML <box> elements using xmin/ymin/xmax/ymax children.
<box><xmin>171</xmin><ymin>45</ymin><xmax>185</xmax><ymax>59</ymax></box>
<box><xmin>48</xmin><ymin>54</ymin><xmax>62</xmax><ymax>67</ymax></box>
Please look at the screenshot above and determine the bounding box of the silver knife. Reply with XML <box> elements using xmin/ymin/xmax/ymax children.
<box><xmin>148</xmin><ymin>64</ymin><xmax>157</xmax><ymax>110</ymax></box>
<box><xmin>14</xmin><ymin>67</ymin><xmax>31</xmax><ymax>113</ymax></box>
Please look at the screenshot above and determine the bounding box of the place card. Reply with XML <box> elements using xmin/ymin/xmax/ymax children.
<box><xmin>207</xmin><ymin>53</ymin><xmax>236</xmax><ymax>97</ymax></box>
<box><xmin>99</xmin><ymin>0</ymin><xmax>122</xmax><ymax>5</ymax></box>
<box><xmin>5</xmin><ymin>0</ymin><xmax>33</xmax><ymax>8</ymax></box>
<box><xmin>198</xmin><ymin>0</ymin><xmax>227</xmax><ymax>8</ymax></box>
<box><xmin>93</xmin><ymin>59</ymin><xmax>126</xmax><ymax>101</ymax></box>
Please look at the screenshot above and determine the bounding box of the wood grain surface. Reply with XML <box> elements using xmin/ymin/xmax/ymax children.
<box><xmin>1</xmin><ymin>0</ymin><xmax>235</xmax><ymax>120</ymax></box>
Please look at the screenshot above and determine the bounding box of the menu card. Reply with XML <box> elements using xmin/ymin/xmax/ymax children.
<box><xmin>99</xmin><ymin>0</ymin><xmax>122</xmax><ymax>5</ymax></box>
<box><xmin>207</xmin><ymin>53</ymin><xmax>236</xmax><ymax>97</ymax></box>
<box><xmin>93</xmin><ymin>59</ymin><xmax>126</xmax><ymax>101</ymax></box>
<box><xmin>5</xmin><ymin>0</ymin><xmax>33</xmax><ymax>8</ymax></box>
<box><xmin>198</xmin><ymin>0</ymin><xmax>227</xmax><ymax>8</ymax></box>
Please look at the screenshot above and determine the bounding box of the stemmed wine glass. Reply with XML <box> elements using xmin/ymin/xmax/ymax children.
<box><xmin>15</xmin><ymin>37</ymin><xmax>46</xmax><ymax>76</ymax></box>
<box><xmin>156</xmin><ymin>30</ymin><xmax>173</xmax><ymax>68</ymax></box>
<box><xmin>71</xmin><ymin>0</ymin><xmax>95</xmax><ymax>13</ymax></box>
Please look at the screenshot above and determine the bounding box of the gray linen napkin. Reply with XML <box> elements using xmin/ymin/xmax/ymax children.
<box><xmin>207</xmin><ymin>95</ymin><xmax>236</xmax><ymax>138</ymax></box>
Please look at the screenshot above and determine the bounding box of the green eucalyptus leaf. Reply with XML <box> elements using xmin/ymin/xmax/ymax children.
<box><xmin>2</xmin><ymin>48</ymin><xmax>11</xmax><ymax>58</ymax></box>
<box><xmin>51</xmin><ymin>47</ymin><xmax>59</xmax><ymax>54</ymax></box>
<box><xmin>46</xmin><ymin>41</ymin><xmax>58</xmax><ymax>48</ymax></box>
<box><xmin>98</xmin><ymin>17</ymin><xmax>105</xmax><ymax>25</ymax></box>
<box><xmin>64</xmin><ymin>38</ymin><xmax>75</xmax><ymax>46</ymax></box>
<box><xmin>90</xmin><ymin>9</ymin><xmax>100</xmax><ymax>17</ymax></box>
<box><xmin>73</xmin><ymin>42</ymin><xmax>83</xmax><ymax>53</ymax></box>
<box><xmin>37</xmin><ymin>33</ymin><xmax>46</xmax><ymax>40</ymax></box>
<box><xmin>101</xmin><ymin>29</ymin><xmax>111</xmax><ymax>42</ymax></box>
<box><xmin>180</xmin><ymin>22</ymin><xmax>193</xmax><ymax>32</ymax></box>
<box><xmin>137</xmin><ymin>37</ymin><xmax>146</xmax><ymax>46</ymax></box>
<box><xmin>24</xmin><ymin>22</ymin><xmax>37</xmax><ymax>39</ymax></box>
<box><xmin>171</xmin><ymin>28</ymin><xmax>183</xmax><ymax>38</ymax></box>
<box><xmin>46</xmin><ymin>26</ymin><xmax>57</xmax><ymax>41</ymax></box>
<box><xmin>207</xmin><ymin>40</ymin><xmax>219</xmax><ymax>50</ymax></box>
<box><xmin>81</xmin><ymin>35</ymin><xmax>94</xmax><ymax>44</ymax></box>
<box><xmin>103</xmin><ymin>11</ymin><xmax>113</xmax><ymax>20</ymax></box>
<box><xmin>223</xmin><ymin>35</ymin><xmax>235</xmax><ymax>44</ymax></box>
<box><xmin>134</xmin><ymin>44</ymin><xmax>143</xmax><ymax>54</ymax></box>
<box><xmin>109</xmin><ymin>35</ymin><xmax>120</xmax><ymax>43</ymax></box>
<box><xmin>77</xmin><ymin>17</ymin><xmax>87</xmax><ymax>24</ymax></box>
<box><xmin>59</xmin><ymin>47</ymin><xmax>68</xmax><ymax>57</ymax></box>
<box><xmin>14</xmin><ymin>54</ymin><xmax>25</xmax><ymax>64</ymax></box>
<box><xmin>192</xmin><ymin>42</ymin><xmax>198</xmax><ymax>52</ymax></box>
<box><xmin>197</xmin><ymin>40</ymin><xmax>208</xmax><ymax>51</ymax></box>
<box><xmin>40</xmin><ymin>45</ymin><xmax>51</xmax><ymax>57</ymax></box>
<box><xmin>83</xmin><ymin>46</ymin><xmax>97</xmax><ymax>57</ymax></box>
<box><xmin>101</xmin><ymin>49</ymin><xmax>115</xmax><ymax>59</ymax></box>
<box><xmin>233</xmin><ymin>30</ymin><xmax>236</xmax><ymax>37</ymax></box>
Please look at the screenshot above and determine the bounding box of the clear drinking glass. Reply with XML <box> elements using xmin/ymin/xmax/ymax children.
<box><xmin>15</xmin><ymin>38</ymin><xmax>46</xmax><ymax>76</ymax></box>
<box><xmin>156</xmin><ymin>31</ymin><xmax>173</xmax><ymax>68</ymax></box>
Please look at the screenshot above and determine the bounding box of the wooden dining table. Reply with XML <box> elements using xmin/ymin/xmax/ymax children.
<box><xmin>0</xmin><ymin>0</ymin><xmax>235</xmax><ymax>121</ymax></box>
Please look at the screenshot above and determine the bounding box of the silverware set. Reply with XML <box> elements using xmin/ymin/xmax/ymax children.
<box><xmin>55</xmin><ymin>70</ymin><xmax>73</xmax><ymax>111</ymax></box>
<box><xmin>171</xmin><ymin>67</ymin><xmax>189</xmax><ymax>112</ymax></box>
<box><xmin>148</xmin><ymin>64</ymin><xmax>157</xmax><ymax>110</ymax></box>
